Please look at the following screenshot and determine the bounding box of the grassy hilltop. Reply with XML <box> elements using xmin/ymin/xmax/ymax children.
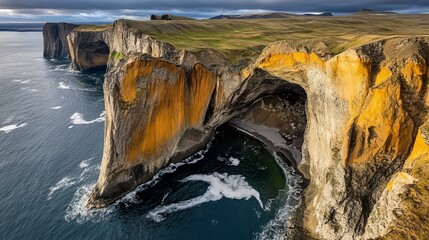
<box><xmin>124</xmin><ymin>15</ymin><xmax>429</xmax><ymax>61</ymax></box>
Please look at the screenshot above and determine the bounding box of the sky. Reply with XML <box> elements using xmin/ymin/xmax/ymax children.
<box><xmin>0</xmin><ymin>0</ymin><xmax>428</xmax><ymax>23</ymax></box>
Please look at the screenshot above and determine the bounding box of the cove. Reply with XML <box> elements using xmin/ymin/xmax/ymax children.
<box><xmin>73</xmin><ymin>125</ymin><xmax>303</xmax><ymax>240</ymax></box>
<box><xmin>0</xmin><ymin>32</ymin><xmax>302</xmax><ymax>239</ymax></box>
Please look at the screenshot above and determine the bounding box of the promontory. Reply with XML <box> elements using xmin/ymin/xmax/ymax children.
<box><xmin>43</xmin><ymin>14</ymin><xmax>429</xmax><ymax>239</ymax></box>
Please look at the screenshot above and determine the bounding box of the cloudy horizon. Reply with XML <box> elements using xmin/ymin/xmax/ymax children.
<box><xmin>0</xmin><ymin>0</ymin><xmax>428</xmax><ymax>23</ymax></box>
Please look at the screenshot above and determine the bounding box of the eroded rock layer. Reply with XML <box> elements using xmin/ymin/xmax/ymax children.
<box><xmin>44</xmin><ymin>20</ymin><xmax>429</xmax><ymax>239</ymax></box>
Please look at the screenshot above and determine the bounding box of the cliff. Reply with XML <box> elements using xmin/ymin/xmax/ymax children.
<box><xmin>45</xmin><ymin>16</ymin><xmax>429</xmax><ymax>239</ymax></box>
<box><xmin>248</xmin><ymin>38</ymin><xmax>429</xmax><ymax>239</ymax></box>
<box><xmin>43</xmin><ymin>22</ymin><xmax>78</xmax><ymax>58</ymax></box>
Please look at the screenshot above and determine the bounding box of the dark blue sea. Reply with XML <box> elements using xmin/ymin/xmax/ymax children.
<box><xmin>0</xmin><ymin>31</ymin><xmax>302</xmax><ymax>240</ymax></box>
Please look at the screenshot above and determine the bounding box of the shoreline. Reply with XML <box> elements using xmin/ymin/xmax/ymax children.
<box><xmin>228</xmin><ymin>118</ymin><xmax>309</xmax><ymax>187</ymax></box>
<box><xmin>228</xmin><ymin>118</ymin><xmax>310</xmax><ymax>239</ymax></box>
<box><xmin>228</xmin><ymin>118</ymin><xmax>302</xmax><ymax>168</ymax></box>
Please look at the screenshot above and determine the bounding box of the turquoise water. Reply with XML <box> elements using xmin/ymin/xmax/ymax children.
<box><xmin>0</xmin><ymin>32</ymin><xmax>302</xmax><ymax>240</ymax></box>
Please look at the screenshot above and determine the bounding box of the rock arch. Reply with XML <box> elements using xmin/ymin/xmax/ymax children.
<box><xmin>67</xmin><ymin>31</ymin><xmax>111</xmax><ymax>71</ymax></box>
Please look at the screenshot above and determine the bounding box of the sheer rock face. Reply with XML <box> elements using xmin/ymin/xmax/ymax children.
<box><xmin>43</xmin><ymin>23</ymin><xmax>78</xmax><ymax>59</ymax></box>
<box><xmin>44</xmin><ymin>20</ymin><xmax>429</xmax><ymax>239</ymax></box>
<box><xmin>247</xmin><ymin>38</ymin><xmax>429</xmax><ymax>239</ymax></box>
<box><xmin>67</xmin><ymin>29</ymin><xmax>111</xmax><ymax>71</ymax></box>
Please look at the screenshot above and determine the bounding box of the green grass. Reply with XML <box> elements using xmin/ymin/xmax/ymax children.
<box><xmin>110</xmin><ymin>50</ymin><xmax>124</xmax><ymax>60</ymax></box>
<box><xmin>76</xmin><ymin>24</ymin><xmax>112</xmax><ymax>31</ymax></box>
<box><xmin>122</xmin><ymin>15</ymin><xmax>429</xmax><ymax>61</ymax></box>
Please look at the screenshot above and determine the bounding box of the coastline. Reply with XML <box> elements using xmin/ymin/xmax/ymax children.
<box><xmin>229</xmin><ymin>118</ymin><xmax>302</xmax><ymax>168</ymax></box>
<box><xmin>228</xmin><ymin>118</ymin><xmax>311</xmax><ymax>239</ymax></box>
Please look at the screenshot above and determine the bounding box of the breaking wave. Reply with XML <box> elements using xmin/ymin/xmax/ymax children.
<box><xmin>47</xmin><ymin>177</ymin><xmax>77</xmax><ymax>200</ymax></box>
<box><xmin>64</xmin><ymin>139</ymin><xmax>213</xmax><ymax>223</ymax></box>
<box><xmin>121</xmin><ymin>140</ymin><xmax>213</xmax><ymax>204</ymax></box>
<box><xmin>70</xmin><ymin>112</ymin><xmax>105</xmax><ymax>125</ymax></box>
<box><xmin>64</xmin><ymin>184</ymin><xmax>114</xmax><ymax>224</ymax></box>
<box><xmin>79</xmin><ymin>158</ymin><xmax>93</xmax><ymax>168</ymax></box>
<box><xmin>147</xmin><ymin>172</ymin><xmax>263</xmax><ymax>222</ymax></box>
<box><xmin>58</xmin><ymin>82</ymin><xmax>71</xmax><ymax>89</ymax></box>
<box><xmin>255</xmin><ymin>154</ymin><xmax>303</xmax><ymax>240</ymax></box>
<box><xmin>0</xmin><ymin>123</ymin><xmax>28</xmax><ymax>133</ymax></box>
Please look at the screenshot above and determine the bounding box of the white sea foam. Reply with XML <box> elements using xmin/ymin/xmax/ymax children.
<box><xmin>70</xmin><ymin>112</ymin><xmax>105</xmax><ymax>125</ymax></box>
<box><xmin>11</xmin><ymin>79</ymin><xmax>22</xmax><ymax>83</ymax></box>
<box><xmin>51</xmin><ymin>106</ymin><xmax>62</xmax><ymax>110</ymax></box>
<box><xmin>217</xmin><ymin>156</ymin><xmax>240</xmax><ymax>166</ymax></box>
<box><xmin>121</xmin><ymin>141</ymin><xmax>213</xmax><ymax>204</ymax></box>
<box><xmin>79</xmin><ymin>158</ymin><xmax>93</xmax><ymax>168</ymax></box>
<box><xmin>161</xmin><ymin>190</ymin><xmax>171</xmax><ymax>205</ymax></box>
<box><xmin>62</xmin><ymin>161</ymin><xmax>113</xmax><ymax>223</ymax></box>
<box><xmin>64</xmin><ymin>184</ymin><xmax>114</xmax><ymax>224</ymax></box>
<box><xmin>47</xmin><ymin>158</ymin><xmax>98</xmax><ymax>201</ymax></box>
<box><xmin>20</xmin><ymin>80</ymin><xmax>31</xmax><ymax>84</ymax></box>
<box><xmin>21</xmin><ymin>87</ymin><xmax>38</xmax><ymax>92</ymax></box>
<box><xmin>147</xmin><ymin>172</ymin><xmax>263</xmax><ymax>222</ymax></box>
<box><xmin>228</xmin><ymin>157</ymin><xmax>240</xmax><ymax>166</ymax></box>
<box><xmin>0</xmin><ymin>123</ymin><xmax>28</xmax><ymax>133</ymax></box>
<box><xmin>50</xmin><ymin>64</ymin><xmax>69</xmax><ymax>72</ymax></box>
<box><xmin>47</xmin><ymin>177</ymin><xmax>77</xmax><ymax>200</ymax></box>
<box><xmin>65</xmin><ymin>138</ymin><xmax>214</xmax><ymax>223</ymax></box>
<box><xmin>255</xmin><ymin>154</ymin><xmax>303</xmax><ymax>240</ymax></box>
<box><xmin>58</xmin><ymin>82</ymin><xmax>71</xmax><ymax>89</ymax></box>
<box><xmin>78</xmin><ymin>164</ymin><xmax>99</xmax><ymax>182</ymax></box>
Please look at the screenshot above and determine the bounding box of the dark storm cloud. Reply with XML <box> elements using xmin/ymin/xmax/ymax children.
<box><xmin>1</xmin><ymin>0</ymin><xmax>429</xmax><ymax>13</ymax></box>
<box><xmin>0</xmin><ymin>0</ymin><xmax>428</xmax><ymax>22</ymax></box>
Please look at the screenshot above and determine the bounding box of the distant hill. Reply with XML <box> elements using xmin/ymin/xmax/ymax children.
<box><xmin>211</xmin><ymin>12</ymin><xmax>333</xmax><ymax>19</ymax></box>
<box><xmin>150</xmin><ymin>14</ymin><xmax>194</xmax><ymax>21</ymax></box>
<box><xmin>353</xmin><ymin>9</ymin><xmax>398</xmax><ymax>15</ymax></box>
<box><xmin>210</xmin><ymin>12</ymin><xmax>295</xmax><ymax>19</ymax></box>
<box><xmin>0</xmin><ymin>23</ymin><xmax>44</xmax><ymax>32</ymax></box>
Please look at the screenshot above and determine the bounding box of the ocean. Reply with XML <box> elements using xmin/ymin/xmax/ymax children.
<box><xmin>0</xmin><ymin>31</ymin><xmax>302</xmax><ymax>240</ymax></box>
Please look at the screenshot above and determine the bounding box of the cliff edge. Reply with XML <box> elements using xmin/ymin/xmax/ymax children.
<box><xmin>45</xmin><ymin>16</ymin><xmax>429</xmax><ymax>239</ymax></box>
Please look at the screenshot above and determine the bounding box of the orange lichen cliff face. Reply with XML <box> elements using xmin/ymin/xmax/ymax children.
<box><xmin>248</xmin><ymin>38</ymin><xmax>429</xmax><ymax>239</ymax></box>
<box><xmin>121</xmin><ymin>58</ymin><xmax>216</xmax><ymax>164</ymax></box>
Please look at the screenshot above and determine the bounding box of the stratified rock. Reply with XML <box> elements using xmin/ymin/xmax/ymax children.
<box><xmin>45</xmin><ymin>18</ymin><xmax>429</xmax><ymax>240</ymax></box>
<box><xmin>43</xmin><ymin>22</ymin><xmax>78</xmax><ymax>58</ymax></box>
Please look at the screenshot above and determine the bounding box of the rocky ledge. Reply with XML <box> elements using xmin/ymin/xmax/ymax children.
<box><xmin>44</xmin><ymin>17</ymin><xmax>429</xmax><ymax>239</ymax></box>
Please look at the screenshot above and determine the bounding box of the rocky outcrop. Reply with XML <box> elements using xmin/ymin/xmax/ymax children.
<box><xmin>245</xmin><ymin>38</ymin><xmax>429</xmax><ymax>239</ymax></box>
<box><xmin>88</xmin><ymin>54</ymin><xmax>220</xmax><ymax>206</ymax></box>
<box><xmin>43</xmin><ymin>23</ymin><xmax>78</xmax><ymax>58</ymax></box>
<box><xmin>67</xmin><ymin>28</ymin><xmax>111</xmax><ymax>71</ymax></box>
<box><xmin>45</xmin><ymin>19</ymin><xmax>429</xmax><ymax>239</ymax></box>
